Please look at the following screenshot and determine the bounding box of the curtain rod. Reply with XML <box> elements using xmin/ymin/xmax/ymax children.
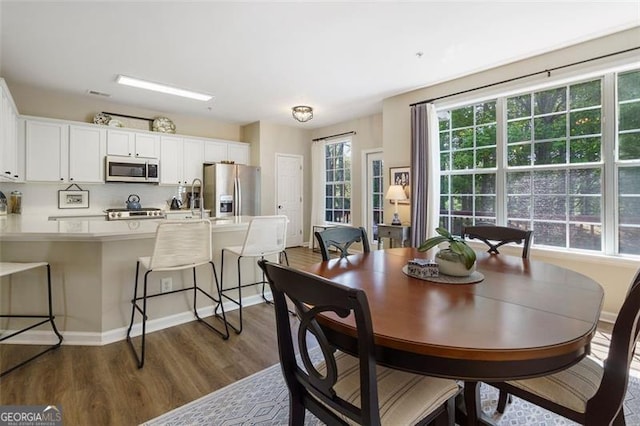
<box><xmin>410</xmin><ymin>46</ymin><xmax>640</xmax><ymax>107</ymax></box>
<box><xmin>312</xmin><ymin>131</ymin><xmax>356</xmax><ymax>142</ymax></box>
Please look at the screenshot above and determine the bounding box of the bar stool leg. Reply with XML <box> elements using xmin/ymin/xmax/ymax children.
<box><xmin>0</xmin><ymin>264</ymin><xmax>63</xmax><ymax>378</ymax></box>
<box><xmin>192</xmin><ymin>264</ymin><xmax>230</xmax><ymax>340</ymax></box>
<box><xmin>126</xmin><ymin>263</ymin><xmax>149</xmax><ymax>369</ymax></box>
<box><xmin>216</xmin><ymin>249</ymin><xmax>243</xmax><ymax>334</ymax></box>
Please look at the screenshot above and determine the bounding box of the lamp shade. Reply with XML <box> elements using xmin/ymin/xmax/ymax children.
<box><xmin>385</xmin><ymin>185</ymin><xmax>407</xmax><ymax>201</ymax></box>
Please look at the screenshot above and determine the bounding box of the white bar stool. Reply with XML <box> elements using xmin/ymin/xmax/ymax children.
<box><xmin>0</xmin><ymin>262</ymin><xmax>63</xmax><ymax>377</ymax></box>
<box><xmin>126</xmin><ymin>219</ymin><xmax>230</xmax><ymax>369</ymax></box>
<box><xmin>216</xmin><ymin>215</ymin><xmax>288</xmax><ymax>334</ymax></box>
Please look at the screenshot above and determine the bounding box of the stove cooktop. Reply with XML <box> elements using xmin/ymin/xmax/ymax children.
<box><xmin>105</xmin><ymin>208</ymin><xmax>164</xmax><ymax>221</ymax></box>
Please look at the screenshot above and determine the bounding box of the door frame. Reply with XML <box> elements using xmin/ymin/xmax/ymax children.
<box><xmin>361</xmin><ymin>148</ymin><xmax>383</xmax><ymax>247</ymax></box>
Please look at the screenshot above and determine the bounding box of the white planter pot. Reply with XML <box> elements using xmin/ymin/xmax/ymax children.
<box><xmin>435</xmin><ymin>249</ymin><xmax>476</xmax><ymax>277</ymax></box>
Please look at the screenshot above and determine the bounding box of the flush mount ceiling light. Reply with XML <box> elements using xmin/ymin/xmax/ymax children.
<box><xmin>291</xmin><ymin>105</ymin><xmax>313</xmax><ymax>122</ymax></box>
<box><xmin>116</xmin><ymin>75</ymin><xmax>213</xmax><ymax>102</ymax></box>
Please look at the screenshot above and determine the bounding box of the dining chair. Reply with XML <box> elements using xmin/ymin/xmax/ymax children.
<box><xmin>217</xmin><ymin>215</ymin><xmax>288</xmax><ymax>334</ymax></box>
<box><xmin>461</xmin><ymin>225</ymin><xmax>533</xmax><ymax>258</ymax></box>
<box><xmin>0</xmin><ymin>262</ymin><xmax>63</xmax><ymax>377</ymax></box>
<box><xmin>126</xmin><ymin>219</ymin><xmax>230</xmax><ymax>369</ymax></box>
<box><xmin>314</xmin><ymin>226</ymin><xmax>370</xmax><ymax>261</ymax></box>
<box><xmin>258</xmin><ymin>260</ymin><xmax>460</xmax><ymax>426</ymax></box>
<box><xmin>492</xmin><ymin>268</ymin><xmax>640</xmax><ymax>425</ymax></box>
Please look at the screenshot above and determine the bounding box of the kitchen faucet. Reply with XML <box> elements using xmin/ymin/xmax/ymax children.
<box><xmin>191</xmin><ymin>178</ymin><xmax>204</xmax><ymax>218</ymax></box>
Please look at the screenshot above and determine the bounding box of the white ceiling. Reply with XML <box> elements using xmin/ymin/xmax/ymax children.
<box><xmin>1</xmin><ymin>1</ymin><xmax>638</xmax><ymax>129</ymax></box>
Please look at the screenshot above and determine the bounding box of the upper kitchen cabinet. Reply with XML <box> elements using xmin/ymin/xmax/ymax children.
<box><xmin>227</xmin><ymin>142</ymin><xmax>249</xmax><ymax>165</ymax></box>
<box><xmin>25</xmin><ymin>118</ymin><xmax>105</xmax><ymax>183</ymax></box>
<box><xmin>107</xmin><ymin>129</ymin><xmax>159</xmax><ymax>158</ymax></box>
<box><xmin>159</xmin><ymin>135</ymin><xmax>183</xmax><ymax>185</ymax></box>
<box><xmin>0</xmin><ymin>79</ymin><xmax>20</xmax><ymax>181</ymax></box>
<box><xmin>69</xmin><ymin>125</ymin><xmax>106</xmax><ymax>182</ymax></box>
<box><xmin>159</xmin><ymin>136</ymin><xmax>204</xmax><ymax>185</ymax></box>
<box><xmin>182</xmin><ymin>138</ymin><xmax>204</xmax><ymax>184</ymax></box>
<box><xmin>204</xmin><ymin>139</ymin><xmax>250</xmax><ymax>165</ymax></box>
<box><xmin>25</xmin><ymin>119</ymin><xmax>69</xmax><ymax>182</ymax></box>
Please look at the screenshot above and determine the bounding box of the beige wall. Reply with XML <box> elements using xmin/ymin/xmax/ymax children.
<box><xmin>382</xmin><ymin>27</ymin><xmax>640</xmax><ymax>317</ymax></box>
<box><xmin>6</xmin><ymin>80</ymin><xmax>242</xmax><ymax>141</ymax></box>
<box><xmin>243</xmin><ymin>121</ymin><xmax>312</xmax><ymax>241</ymax></box>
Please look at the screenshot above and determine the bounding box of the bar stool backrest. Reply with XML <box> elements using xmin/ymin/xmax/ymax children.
<box><xmin>149</xmin><ymin>220</ymin><xmax>212</xmax><ymax>270</ymax></box>
<box><xmin>238</xmin><ymin>215</ymin><xmax>288</xmax><ymax>257</ymax></box>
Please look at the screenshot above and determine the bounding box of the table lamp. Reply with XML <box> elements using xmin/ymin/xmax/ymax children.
<box><xmin>385</xmin><ymin>185</ymin><xmax>407</xmax><ymax>225</ymax></box>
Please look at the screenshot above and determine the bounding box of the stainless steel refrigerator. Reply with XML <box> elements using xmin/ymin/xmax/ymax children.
<box><xmin>203</xmin><ymin>163</ymin><xmax>261</xmax><ymax>217</ymax></box>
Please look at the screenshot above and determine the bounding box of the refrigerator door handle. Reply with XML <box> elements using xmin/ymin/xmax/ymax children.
<box><xmin>235</xmin><ymin>175</ymin><xmax>241</xmax><ymax>216</ymax></box>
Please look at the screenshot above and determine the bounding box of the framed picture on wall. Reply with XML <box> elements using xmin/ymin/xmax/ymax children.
<box><xmin>58</xmin><ymin>184</ymin><xmax>89</xmax><ymax>209</ymax></box>
<box><xmin>389</xmin><ymin>166</ymin><xmax>411</xmax><ymax>204</ymax></box>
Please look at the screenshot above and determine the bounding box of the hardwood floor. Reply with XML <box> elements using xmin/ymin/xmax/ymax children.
<box><xmin>0</xmin><ymin>246</ymin><xmax>323</xmax><ymax>426</ymax></box>
<box><xmin>0</xmin><ymin>246</ymin><xmax>635</xmax><ymax>426</ymax></box>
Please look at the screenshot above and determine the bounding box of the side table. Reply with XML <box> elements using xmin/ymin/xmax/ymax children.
<box><xmin>377</xmin><ymin>224</ymin><xmax>411</xmax><ymax>250</ymax></box>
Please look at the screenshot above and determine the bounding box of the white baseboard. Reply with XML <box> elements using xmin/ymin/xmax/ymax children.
<box><xmin>0</xmin><ymin>293</ymin><xmax>270</xmax><ymax>346</ymax></box>
<box><xmin>600</xmin><ymin>310</ymin><xmax>616</xmax><ymax>324</ymax></box>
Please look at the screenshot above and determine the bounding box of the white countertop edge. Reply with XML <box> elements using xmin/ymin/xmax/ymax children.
<box><xmin>0</xmin><ymin>216</ymin><xmax>252</xmax><ymax>242</ymax></box>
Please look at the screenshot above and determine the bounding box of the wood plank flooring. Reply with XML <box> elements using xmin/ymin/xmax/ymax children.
<box><xmin>0</xmin><ymin>246</ymin><xmax>635</xmax><ymax>426</ymax></box>
<box><xmin>0</xmin><ymin>246</ymin><xmax>323</xmax><ymax>426</ymax></box>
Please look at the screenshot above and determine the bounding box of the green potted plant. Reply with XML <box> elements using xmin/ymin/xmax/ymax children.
<box><xmin>418</xmin><ymin>227</ymin><xmax>476</xmax><ymax>276</ymax></box>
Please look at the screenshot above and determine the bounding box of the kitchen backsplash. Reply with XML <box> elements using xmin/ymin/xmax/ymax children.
<box><xmin>0</xmin><ymin>182</ymin><xmax>184</xmax><ymax>216</ymax></box>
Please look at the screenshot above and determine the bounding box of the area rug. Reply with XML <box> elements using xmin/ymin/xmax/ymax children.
<box><xmin>143</xmin><ymin>359</ymin><xmax>640</xmax><ymax>426</ymax></box>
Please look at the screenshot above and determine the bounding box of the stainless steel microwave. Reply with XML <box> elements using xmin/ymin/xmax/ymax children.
<box><xmin>105</xmin><ymin>155</ymin><xmax>159</xmax><ymax>183</ymax></box>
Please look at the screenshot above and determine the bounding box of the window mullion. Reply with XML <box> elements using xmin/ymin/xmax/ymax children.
<box><xmin>602</xmin><ymin>72</ymin><xmax>617</xmax><ymax>255</ymax></box>
<box><xmin>496</xmin><ymin>97</ymin><xmax>507</xmax><ymax>225</ymax></box>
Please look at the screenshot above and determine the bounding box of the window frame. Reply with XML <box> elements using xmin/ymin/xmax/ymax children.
<box><xmin>435</xmin><ymin>65</ymin><xmax>640</xmax><ymax>257</ymax></box>
<box><xmin>324</xmin><ymin>137</ymin><xmax>352</xmax><ymax>224</ymax></box>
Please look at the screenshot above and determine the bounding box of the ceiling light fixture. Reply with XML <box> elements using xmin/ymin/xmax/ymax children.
<box><xmin>116</xmin><ymin>75</ymin><xmax>213</xmax><ymax>102</ymax></box>
<box><xmin>291</xmin><ymin>105</ymin><xmax>313</xmax><ymax>122</ymax></box>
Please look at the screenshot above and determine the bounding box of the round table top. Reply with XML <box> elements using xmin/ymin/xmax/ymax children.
<box><xmin>305</xmin><ymin>248</ymin><xmax>604</xmax><ymax>378</ymax></box>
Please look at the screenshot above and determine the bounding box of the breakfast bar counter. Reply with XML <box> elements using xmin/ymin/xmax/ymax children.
<box><xmin>0</xmin><ymin>215</ymin><xmax>266</xmax><ymax>345</ymax></box>
<box><xmin>0</xmin><ymin>214</ymin><xmax>252</xmax><ymax>241</ymax></box>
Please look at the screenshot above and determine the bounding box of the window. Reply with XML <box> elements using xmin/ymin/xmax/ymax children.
<box><xmin>325</xmin><ymin>139</ymin><xmax>352</xmax><ymax>223</ymax></box>
<box><xmin>439</xmin><ymin>101</ymin><xmax>497</xmax><ymax>233</ymax></box>
<box><xmin>617</xmin><ymin>70</ymin><xmax>640</xmax><ymax>255</ymax></box>
<box><xmin>438</xmin><ymin>68</ymin><xmax>640</xmax><ymax>256</ymax></box>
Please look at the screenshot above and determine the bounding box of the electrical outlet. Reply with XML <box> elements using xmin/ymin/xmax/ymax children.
<box><xmin>161</xmin><ymin>277</ymin><xmax>172</xmax><ymax>293</ymax></box>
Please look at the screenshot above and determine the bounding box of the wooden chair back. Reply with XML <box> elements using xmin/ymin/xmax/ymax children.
<box><xmin>586</xmin><ymin>268</ymin><xmax>640</xmax><ymax>424</ymax></box>
<box><xmin>314</xmin><ymin>226</ymin><xmax>370</xmax><ymax>261</ymax></box>
<box><xmin>258</xmin><ymin>260</ymin><xmax>381</xmax><ymax>425</ymax></box>
<box><xmin>462</xmin><ymin>225</ymin><xmax>533</xmax><ymax>258</ymax></box>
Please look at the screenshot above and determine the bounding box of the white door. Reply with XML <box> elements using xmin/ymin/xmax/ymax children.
<box><xmin>276</xmin><ymin>154</ymin><xmax>303</xmax><ymax>247</ymax></box>
<box><xmin>364</xmin><ymin>150</ymin><xmax>384</xmax><ymax>246</ymax></box>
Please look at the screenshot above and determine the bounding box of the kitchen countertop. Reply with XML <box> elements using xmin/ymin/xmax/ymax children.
<box><xmin>0</xmin><ymin>214</ymin><xmax>253</xmax><ymax>242</ymax></box>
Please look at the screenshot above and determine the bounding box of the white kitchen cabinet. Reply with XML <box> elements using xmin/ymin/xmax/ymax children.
<box><xmin>159</xmin><ymin>135</ymin><xmax>183</xmax><ymax>185</ymax></box>
<box><xmin>25</xmin><ymin>120</ymin><xmax>69</xmax><ymax>182</ymax></box>
<box><xmin>25</xmin><ymin>119</ymin><xmax>105</xmax><ymax>183</ymax></box>
<box><xmin>135</xmin><ymin>133</ymin><xmax>159</xmax><ymax>158</ymax></box>
<box><xmin>107</xmin><ymin>129</ymin><xmax>159</xmax><ymax>158</ymax></box>
<box><xmin>0</xmin><ymin>80</ymin><xmax>20</xmax><ymax>181</ymax></box>
<box><xmin>227</xmin><ymin>142</ymin><xmax>250</xmax><ymax>165</ymax></box>
<box><xmin>204</xmin><ymin>140</ymin><xmax>228</xmax><ymax>163</ymax></box>
<box><xmin>160</xmin><ymin>136</ymin><xmax>204</xmax><ymax>185</ymax></box>
<box><xmin>69</xmin><ymin>125</ymin><xmax>106</xmax><ymax>183</ymax></box>
<box><xmin>204</xmin><ymin>140</ymin><xmax>250</xmax><ymax>165</ymax></box>
<box><xmin>182</xmin><ymin>138</ymin><xmax>204</xmax><ymax>184</ymax></box>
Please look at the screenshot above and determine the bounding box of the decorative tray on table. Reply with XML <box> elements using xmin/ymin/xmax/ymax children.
<box><xmin>401</xmin><ymin>265</ymin><xmax>484</xmax><ymax>284</ymax></box>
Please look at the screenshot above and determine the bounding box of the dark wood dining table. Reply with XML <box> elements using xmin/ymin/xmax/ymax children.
<box><xmin>304</xmin><ymin>247</ymin><xmax>604</xmax><ymax>426</ymax></box>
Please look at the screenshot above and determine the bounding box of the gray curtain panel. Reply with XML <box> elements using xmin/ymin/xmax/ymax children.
<box><xmin>410</xmin><ymin>104</ymin><xmax>429</xmax><ymax>247</ymax></box>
